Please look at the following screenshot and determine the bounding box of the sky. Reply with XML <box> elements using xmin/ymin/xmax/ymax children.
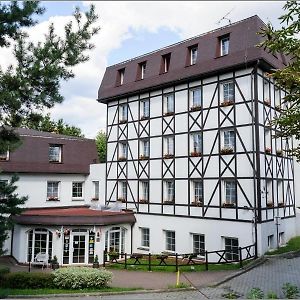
<box><xmin>2</xmin><ymin>1</ymin><xmax>287</xmax><ymax>138</ymax></box>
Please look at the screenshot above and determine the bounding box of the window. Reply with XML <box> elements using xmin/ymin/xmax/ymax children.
<box><xmin>191</xmin><ymin>132</ymin><xmax>202</xmax><ymax>155</ymax></box>
<box><xmin>279</xmin><ymin>232</ymin><xmax>285</xmax><ymax>246</ymax></box>
<box><xmin>193</xmin><ymin>180</ymin><xmax>203</xmax><ymax>202</ymax></box>
<box><xmin>93</xmin><ymin>181</ymin><xmax>99</xmax><ymax>200</ymax></box>
<box><xmin>72</xmin><ymin>182</ymin><xmax>83</xmax><ymax>199</ymax></box>
<box><xmin>223</xmin><ymin>130</ymin><xmax>235</xmax><ymax>150</ymax></box>
<box><xmin>119</xmin><ymin>104</ymin><xmax>128</xmax><ymax>122</ymax></box>
<box><xmin>266</xmin><ymin>179</ymin><xmax>273</xmax><ymax>204</ymax></box>
<box><xmin>118</xmin><ymin>181</ymin><xmax>127</xmax><ymax>201</ymax></box>
<box><xmin>164</xmin><ymin>180</ymin><xmax>174</xmax><ymax>203</ymax></box>
<box><xmin>164</xmin><ymin>136</ymin><xmax>174</xmax><ymax>157</ymax></box>
<box><xmin>220</xmin><ymin>36</ymin><xmax>229</xmax><ymax>56</ymax></box>
<box><xmin>190</xmin><ymin>46</ymin><xmax>198</xmax><ymax>65</ymax></box>
<box><xmin>165</xmin><ymin>230</ymin><xmax>175</xmax><ymax>252</ymax></box>
<box><xmin>164</xmin><ymin>93</ymin><xmax>174</xmax><ymax>115</ymax></box>
<box><xmin>139</xmin><ymin>62</ymin><xmax>146</xmax><ymax>80</ymax></box>
<box><xmin>140</xmin><ymin>139</ymin><xmax>150</xmax><ymax>158</ymax></box>
<box><xmin>190</xmin><ymin>88</ymin><xmax>202</xmax><ymax>109</ymax></box>
<box><xmin>161</xmin><ymin>53</ymin><xmax>171</xmax><ymax>73</ymax></box>
<box><xmin>49</xmin><ymin>145</ymin><xmax>62</xmax><ymax>163</ymax></box>
<box><xmin>192</xmin><ymin>234</ymin><xmax>205</xmax><ymax>256</ymax></box>
<box><xmin>141</xmin><ymin>228</ymin><xmax>150</xmax><ymax>248</ymax></box>
<box><xmin>0</xmin><ymin>149</ymin><xmax>9</xmax><ymax>161</ymax></box>
<box><xmin>141</xmin><ymin>99</ymin><xmax>150</xmax><ymax>119</ymax></box>
<box><xmin>223</xmin><ymin>81</ymin><xmax>234</xmax><ymax>102</ymax></box>
<box><xmin>224</xmin><ymin>237</ymin><xmax>239</xmax><ymax>261</ymax></box>
<box><xmin>117</xmin><ymin>68</ymin><xmax>125</xmax><ymax>86</ymax></box>
<box><xmin>268</xmin><ymin>234</ymin><xmax>274</xmax><ymax>249</ymax></box>
<box><xmin>277</xmin><ymin>180</ymin><xmax>283</xmax><ymax>205</ymax></box>
<box><xmin>47</xmin><ymin>181</ymin><xmax>59</xmax><ymax>200</ymax></box>
<box><xmin>118</xmin><ymin>142</ymin><xmax>127</xmax><ymax>160</ymax></box>
<box><xmin>0</xmin><ymin>180</ymin><xmax>8</xmax><ymax>200</ymax></box>
<box><xmin>224</xmin><ymin>180</ymin><xmax>236</xmax><ymax>205</ymax></box>
<box><xmin>140</xmin><ymin>180</ymin><xmax>149</xmax><ymax>202</ymax></box>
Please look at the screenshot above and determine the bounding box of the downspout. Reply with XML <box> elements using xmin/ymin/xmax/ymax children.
<box><xmin>10</xmin><ymin>225</ymin><xmax>14</xmax><ymax>257</ymax></box>
<box><xmin>130</xmin><ymin>223</ymin><xmax>133</xmax><ymax>254</ymax></box>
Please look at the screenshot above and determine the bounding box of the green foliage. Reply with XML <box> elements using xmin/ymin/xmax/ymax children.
<box><xmin>222</xmin><ymin>291</ymin><xmax>239</xmax><ymax>299</ymax></box>
<box><xmin>267</xmin><ymin>291</ymin><xmax>278</xmax><ymax>299</ymax></box>
<box><xmin>265</xmin><ymin>236</ymin><xmax>300</xmax><ymax>255</ymax></box>
<box><xmin>0</xmin><ymin>266</ymin><xmax>10</xmax><ymax>276</ymax></box>
<box><xmin>53</xmin><ymin>267</ymin><xmax>112</xmax><ymax>289</ymax></box>
<box><xmin>95</xmin><ymin>130</ymin><xmax>107</xmax><ymax>162</ymax></box>
<box><xmin>1</xmin><ymin>272</ymin><xmax>55</xmax><ymax>289</ymax></box>
<box><xmin>0</xmin><ymin>175</ymin><xmax>28</xmax><ymax>255</ymax></box>
<box><xmin>94</xmin><ymin>255</ymin><xmax>99</xmax><ymax>263</ymax></box>
<box><xmin>22</xmin><ymin>113</ymin><xmax>84</xmax><ymax>137</ymax></box>
<box><xmin>258</xmin><ymin>0</ymin><xmax>300</xmax><ymax>160</ymax></box>
<box><xmin>282</xmin><ymin>283</ymin><xmax>299</xmax><ymax>299</ymax></box>
<box><xmin>247</xmin><ymin>287</ymin><xmax>264</xmax><ymax>299</ymax></box>
<box><xmin>167</xmin><ymin>282</ymin><xmax>190</xmax><ymax>289</ymax></box>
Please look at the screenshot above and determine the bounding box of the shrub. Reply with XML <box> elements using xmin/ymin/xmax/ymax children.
<box><xmin>267</xmin><ymin>291</ymin><xmax>278</xmax><ymax>299</ymax></box>
<box><xmin>53</xmin><ymin>267</ymin><xmax>112</xmax><ymax>289</ymax></box>
<box><xmin>1</xmin><ymin>272</ymin><xmax>54</xmax><ymax>289</ymax></box>
<box><xmin>0</xmin><ymin>266</ymin><xmax>10</xmax><ymax>276</ymax></box>
<box><xmin>247</xmin><ymin>287</ymin><xmax>264</xmax><ymax>299</ymax></box>
<box><xmin>282</xmin><ymin>283</ymin><xmax>299</xmax><ymax>299</ymax></box>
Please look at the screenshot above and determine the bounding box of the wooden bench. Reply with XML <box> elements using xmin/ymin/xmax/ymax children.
<box><xmin>30</xmin><ymin>252</ymin><xmax>49</xmax><ymax>269</ymax></box>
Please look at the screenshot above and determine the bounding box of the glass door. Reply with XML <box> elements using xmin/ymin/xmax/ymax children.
<box><xmin>109</xmin><ymin>229</ymin><xmax>120</xmax><ymax>252</ymax></box>
<box><xmin>72</xmin><ymin>234</ymin><xmax>86</xmax><ymax>264</ymax></box>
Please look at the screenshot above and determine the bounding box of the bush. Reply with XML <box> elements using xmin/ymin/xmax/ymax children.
<box><xmin>53</xmin><ymin>267</ymin><xmax>112</xmax><ymax>289</ymax></box>
<box><xmin>1</xmin><ymin>272</ymin><xmax>54</xmax><ymax>289</ymax></box>
<box><xmin>0</xmin><ymin>266</ymin><xmax>10</xmax><ymax>276</ymax></box>
<box><xmin>282</xmin><ymin>283</ymin><xmax>299</xmax><ymax>299</ymax></box>
<box><xmin>247</xmin><ymin>287</ymin><xmax>264</xmax><ymax>299</ymax></box>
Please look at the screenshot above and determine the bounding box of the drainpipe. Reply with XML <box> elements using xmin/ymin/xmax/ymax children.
<box><xmin>130</xmin><ymin>224</ymin><xmax>133</xmax><ymax>254</ymax></box>
<box><xmin>10</xmin><ymin>225</ymin><xmax>14</xmax><ymax>257</ymax></box>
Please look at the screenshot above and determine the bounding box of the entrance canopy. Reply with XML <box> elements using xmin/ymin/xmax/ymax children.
<box><xmin>13</xmin><ymin>206</ymin><xmax>136</xmax><ymax>226</ymax></box>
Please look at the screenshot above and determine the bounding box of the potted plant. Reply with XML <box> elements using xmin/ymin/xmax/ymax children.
<box><xmin>265</xmin><ymin>147</ymin><xmax>272</xmax><ymax>154</ymax></box>
<box><xmin>220</xmin><ymin>99</ymin><xmax>234</xmax><ymax>107</ymax></box>
<box><xmin>222</xmin><ymin>202</ymin><xmax>235</xmax><ymax>208</ymax></box>
<box><xmin>108</xmin><ymin>250</ymin><xmax>119</xmax><ymax>261</ymax></box>
<box><xmin>266</xmin><ymin>202</ymin><xmax>274</xmax><ymax>208</ymax></box>
<box><xmin>164</xmin><ymin>112</ymin><xmax>174</xmax><ymax>117</ymax></box>
<box><xmin>119</xmin><ymin>119</ymin><xmax>127</xmax><ymax>124</ymax></box>
<box><xmin>163</xmin><ymin>199</ymin><xmax>174</xmax><ymax>205</ymax></box>
<box><xmin>191</xmin><ymin>199</ymin><xmax>203</xmax><ymax>207</ymax></box>
<box><xmin>139</xmin><ymin>199</ymin><xmax>148</xmax><ymax>204</ymax></box>
<box><xmin>278</xmin><ymin>202</ymin><xmax>284</xmax><ymax>207</ymax></box>
<box><xmin>190</xmin><ymin>105</ymin><xmax>201</xmax><ymax>112</ymax></box>
<box><xmin>51</xmin><ymin>255</ymin><xmax>59</xmax><ymax>270</ymax></box>
<box><xmin>117</xmin><ymin>197</ymin><xmax>126</xmax><ymax>203</ymax></box>
<box><xmin>93</xmin><ymin>255</ymin><xmax>99</xmax><ymax>268</ymax></box>
<box><xmin>118</xmin><ymin>156</ymin><xmax>127</xmax><ymax>161</ymax></box>
<box><xmin>264</xmin><ymin>99</ymin><xmax>271</xmax><ymax>106</ymax></box>
<box><xmin>163</xmin><ymin>154</ymin><xmax>174</xmax><ymax>159</ymax></box>
<box><xmin>139</xmin><ymin>155</ymin><xmax>149</xmax><ymax>160</ymax></box>
<box><xmin>190</xmin><ymin>151</ymin><xmax>202</xmax><ymax>157</ymax></box>
<box><xmin>220</xmin><ymin>147</ymin><xmax>234</xmax><ymax>155</ymax></box>
<box><xmin>276</xmin><ymin>149</ymin><xmax>283</xmax><ymax>156</ymax></box>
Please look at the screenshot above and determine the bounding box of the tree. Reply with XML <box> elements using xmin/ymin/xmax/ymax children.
<box><xmin>0</xmin><ymin>175</ymin><xmax>28</xmax><ymax>255</ymax></box>
<box><xmin>259</xmin><ymin>0</ymin><xmax>300</xmax><ymax>160</ymax></box>
<box><xmin>22</xmin><ymin>113</ymin><xmax>84</xmax><ymax>137</ymax></box>
<box><xmin>95</xmin><ymin>130</ymin><xmax>107</xmax><ymax>163</ymax></box>
<box><xmin>0</xmin><ymin>1</ymin><xmax>100</xmax><ymax>253</ymax></box>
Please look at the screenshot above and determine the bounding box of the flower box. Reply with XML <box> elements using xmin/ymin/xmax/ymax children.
<box><xmin>117</xmin><ymin>198</ymin><xmax>126</xmax><ymax>203</ymax></box>
<box><xmin>264</xmin><ymin>99</ymin><xmax>271</xmax><ymax>106</ymax></box>
<box><xmin>118</xmin><ymin>156</ymin><xmax>127</xmax><ymax>161</ymax></box>
<box><xmin>220</xmin><ymin>147</ymin><xmax>234</xmax><ymax>155</ymax></box>
<box><xmin>220</xmin><ymin>100</ymin><xmax>234</xmax><ymax>107</ymax></box>
<box><xmin>164</xmin><ymin>154</ymin><xmax>174</xmax><ymax>159</ymax></box>
<box><xmin>140</xmin><ymin>116</ymin><xmax>149</xmax><ymax>121</ymax></box>
<box><xmin>191</xmin><ymin>200</ymin><xmax>203</xmax><ymax>207</ymax></box>
<box><xmin>47</xmin><ymin>197</ymin><xmax>59</xmax><ymax>201</ymax></box>
<box><xmin>275</xmin><ymin>105</ymin><xmax>282</xmax><ymax>112</ymax></box>
<box><xmin>139</xmin><ymin>155</ymin><xmax>149</xmax><ymax>160</ymax></box>
<box><xmin>278</xmin><ymin>202</ymin><xmax>284</xmax><ymax>207</ymax></box>
<box><xmin>91</xmin><ymin>197</ymin><xmax>99</xmax><ymax>201</ymax></box>
<box><xmin>266</xmin><ymin>202</ymin><xmax>274</xmax><ymax>208</ymax></box>
<box><xmin>190</xmin><ymin>105</ymin><xmax>201</xmax><ymax>112</ymax></box>
<box><xmin>139</xmin><ymin>199</ymin><xmax>149</xmax><ymax>204</ymax></box>
<box><xmin>265</xmin><ymin>148</ymin><xmax>272</xmax><ymax>154</ymax></box>
<box><xmin>190</xmin><ymin>151</ymin><xmax>202</xmax><ymax>157</ymax></box>
<box><xmin>222</xmin><ymin>202</ymin><xmax>235</xmax><ymax>208</ymax></box>
<box><xmin>119</xmin><ymin>119</ymin><xmax>127</xmax><ymax>124</ymax></box>
<box><xmin>163</xmin><ymin>200</ymin><xmax>174</xmax><ymax>205</ymax></box>
<box><xmin>164</xmin><ymin>112</ymin><xmax>174</xmax><ymax>117</ymax></box>
<box><xmin>276</xmin><ymin>149</ymin><xmax>283</xmax><ymax>156</ymax></box>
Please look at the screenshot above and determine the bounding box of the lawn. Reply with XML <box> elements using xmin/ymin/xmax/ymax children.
<box><xmin>105</xmin><ymin>257</ymin><xmax>250</xmax><ymax>272</ymax></box>
<box><xmin>0</xmin><ymin>287</ymin><xmax>140</xmax><ymax>296</ymax></box>
<box><xmin>265</xmin><ymin>236</ymin><xmax>300</xmax><ymax>255</ymax></box>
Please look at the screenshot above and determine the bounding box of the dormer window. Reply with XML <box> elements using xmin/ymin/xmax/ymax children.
<box><xmin>117</xmin><ymin>68</ymin><xmax>125</xmax><ymax>86</ymax></box>
<box><xmin>139</xmin><ymin>62</ymin><xmax>147</xmax><ymax>80</ymax></box>
<box><xmin>190</xmin><ymin>46</ymin><xmax>198</xmax><ymax>65</ymax></box>
<box><xmin>49</xmin><ymin>145</ymin><xmax>62</xmax><ymax>163</ymax></box>
<box><xmin>161</xmin><ymin>53</ymin><xmax>171</xmax><ymax>73</ymax></box>
<box><xmin>0</xmin><ymin>149</ymin><xmax>9</xmax><ymax>161</ymax></box>
<box><xmin>220</xmin><ymin>35</ymin><xmax>230</xmax><ymax>56</ymax></box>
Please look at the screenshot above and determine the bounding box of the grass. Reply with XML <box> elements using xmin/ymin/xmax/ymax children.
<box><xmin>0</xmin><ymin>287</ymin><xmax>140</xmax><ymax>296</ymax></box>
<box><xmin>265</xmin><ymin>236</ymin><xmax>300</xmax><ymax>255</ymax></box>
<box><xmin>105</xmin><ymin>257</ymin><xmax>251</xmax><ymax>272</ymax></box>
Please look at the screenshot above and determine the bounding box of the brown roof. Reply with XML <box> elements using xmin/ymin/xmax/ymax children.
<box><xmin>12</xmin><ymin>206</ymin><xmax>136</xmax><ymax>226</ymax></box>
<box><xmin>0</xmin><ymin>128</ymin><xmax>99</xmax><ymax>174</ymax></box>
<box><xmin>98</xmin><ymin>15</ymin><xmax>288</xmax><ymax>103</ymax></box>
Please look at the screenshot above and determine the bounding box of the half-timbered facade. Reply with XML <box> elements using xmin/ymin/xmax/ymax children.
<box><xmin>98</xmin><ymin>16</ymin><xmax>297</xmax><ymax>257</ymax></box>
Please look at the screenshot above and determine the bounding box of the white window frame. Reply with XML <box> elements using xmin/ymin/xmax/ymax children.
<box><xmin>224</xmin><ymin>180</ymin><xmax>236</xmax><ymax>205</ymax></box>
<box><xmin>266</xmin><ymin>179</ymin><xmax>273</xmax><ymax>204</ymax></box>
<box><xmin>163</xmin><ymin>55</ymin><xmax>170</xmax><ymax>73</ymax></box>
<box><xmin>192</xmin><ymin>233</ymin><xmax>205</xmax><ymax>256</ymax></box>
<box><xmin>191</xmin><ymin>132</ymin><xmax>202</xmax><ymax>153</ymax></box>
<box><xmin>165</xmin><ymin>230</ymin><xmax>175</xmax><ymax>252</ymax></box>
<box><xmin>49</xmin><ymin>145</ymin><xmax>62</xmax><ymax>163</ymax></box>
<box><xmin>140</xmin><ymin>227</ymin><xmax>150</xmax><ymax>248</ymax></box>
<box><xmin>0</xmin><ymin>150</ymin><xmax>9</xmax><ymax>161</ymax></box>
<box><xmin>223</xmin><ymin>130</ymin><xmax>235</xmax><ymax>150</ymax></box>
<box><xmin>119</xmin><ymin>104</ymin><xmax>128</xmax><ymax>122</ymax></box>
<box><xmin>190</xmin><ymin>47</ymin><xmax>198</xmax><ymax>65</ymax></box>
<box><xmin>164</xmin><ymin>94</ymin><xmax>174</xmax><ymax>114</ymax></box>
<box><xmin>72</xmin><ymin>182</ymin><xmax>84</xmax><ymax>199</ymax></box>
<box><xmin>118</xmin><ymin>181</ymin><xmax>127</xmax><ymax>200</ymax></box>
<box><xmin>141</xmin><ymin>99</ymin><xmax>150</xmax><ymax>118</ymax></box>
<box><xmin>164</xmin><ymin>136</ymin><xmax>174</xmax><ymax>156</ymax></box>
<box><xmin>268</xmin><ymin>234</ymin><xmax>274</xmax><ymax>249</ymax></box>
<box><xmin>141</xmin><ymin>139</ymin><xmax>150</xmax><ymax>157</ymax></box>
<box><xmin>193</xmin><ymin>180</ymin><xmax>203</xmax><ymax>202</ymax></box>
<box><xmin>119</xmin><ymin>69</ymin><xmax>124</xmax><ymax>85</ymax></box>
<box><xmin>277</xmin><ymin>180</ymin><xmax>283</xmax><ymax>204</ymax></box>
<box><xmin>221</xmin><ymin>36</ymin><xmax>229</xmax><ymax>56</ymax></box>
<box><xmin>119</xmin><ymin>142</ymin><xmax>127</xmax><ymax>159</ymax></box>
<box><xmin>140</xmin><ymin>180</ymin><xmax>149</xmax><ymax>202</ymax></box>
<box><xmin>224</xmin><ymin>237</ymin><xmax>239</xmax><ymax>261</ymax></box>
<box><xmin>190</xmin><ymin>88</ymin><xmax>201</xmax><ymax>108</ymax></box>
<box><xmin>141</xmin><ymin>62</ymin><xmax>146</xmax><ymax>80</ymax></box>
<box><xmin>93</xmin><ymin>181</ymin><xmax>99</xmax><ymax>200</ymax></box>
<box><xmin>164</xmin><ymin>180</ymin><xmax>174</xmax><ymax>202</ymax></box>
<box><xmin>223</xmin><ymin>81</ymin><xmax>234</xmax><ymax>102</ymax></box>
<box><xmin>47</xmin><ymin>181</ymin><xmax>60</xmax><ymax>200</ymax></box>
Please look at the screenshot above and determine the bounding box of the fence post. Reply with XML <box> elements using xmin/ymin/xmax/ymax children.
<box><xmin>239</xmin><ymin>247</ymin><xmax>243</xmax><ymax>268</ymax></box>
<box><xmin>103</xmin><ymin>250</ymin><xmax>106</xmax><ymax>267</ymax></box>
<box><xmin>175</xmin><ymin>253</ymin><xmax>178</xmax><ymax>272</ymax></box>
<box><xmin>148</xmin><ymin>253</ymin><xmax>151</xmax><ymax>271</ymax></box>
<box><xmin>125</xmin><ymin>253</ymin><xmax>127</xmax><ymax>269</ymax></box>
<box><xmin>205</xmin><ymin>251</ymin><xmax>208</xmax><ymax>271</ymax></box>
<box><xmin>28</xmin><ymin>262</ymin><xmax>31</xmax><ymax>272</ymax></box>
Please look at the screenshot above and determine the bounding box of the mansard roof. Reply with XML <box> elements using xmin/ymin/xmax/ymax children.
<box><xmin>98</xmin><ymin>15</ymin><xmax>288</xmax><ymax>103</ymax></box>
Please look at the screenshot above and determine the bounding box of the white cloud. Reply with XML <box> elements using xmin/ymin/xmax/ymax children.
<box><xmin>0</xmin><ymin>1</ymin><xmax>286</xmax><ymax>138</ymax></box>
